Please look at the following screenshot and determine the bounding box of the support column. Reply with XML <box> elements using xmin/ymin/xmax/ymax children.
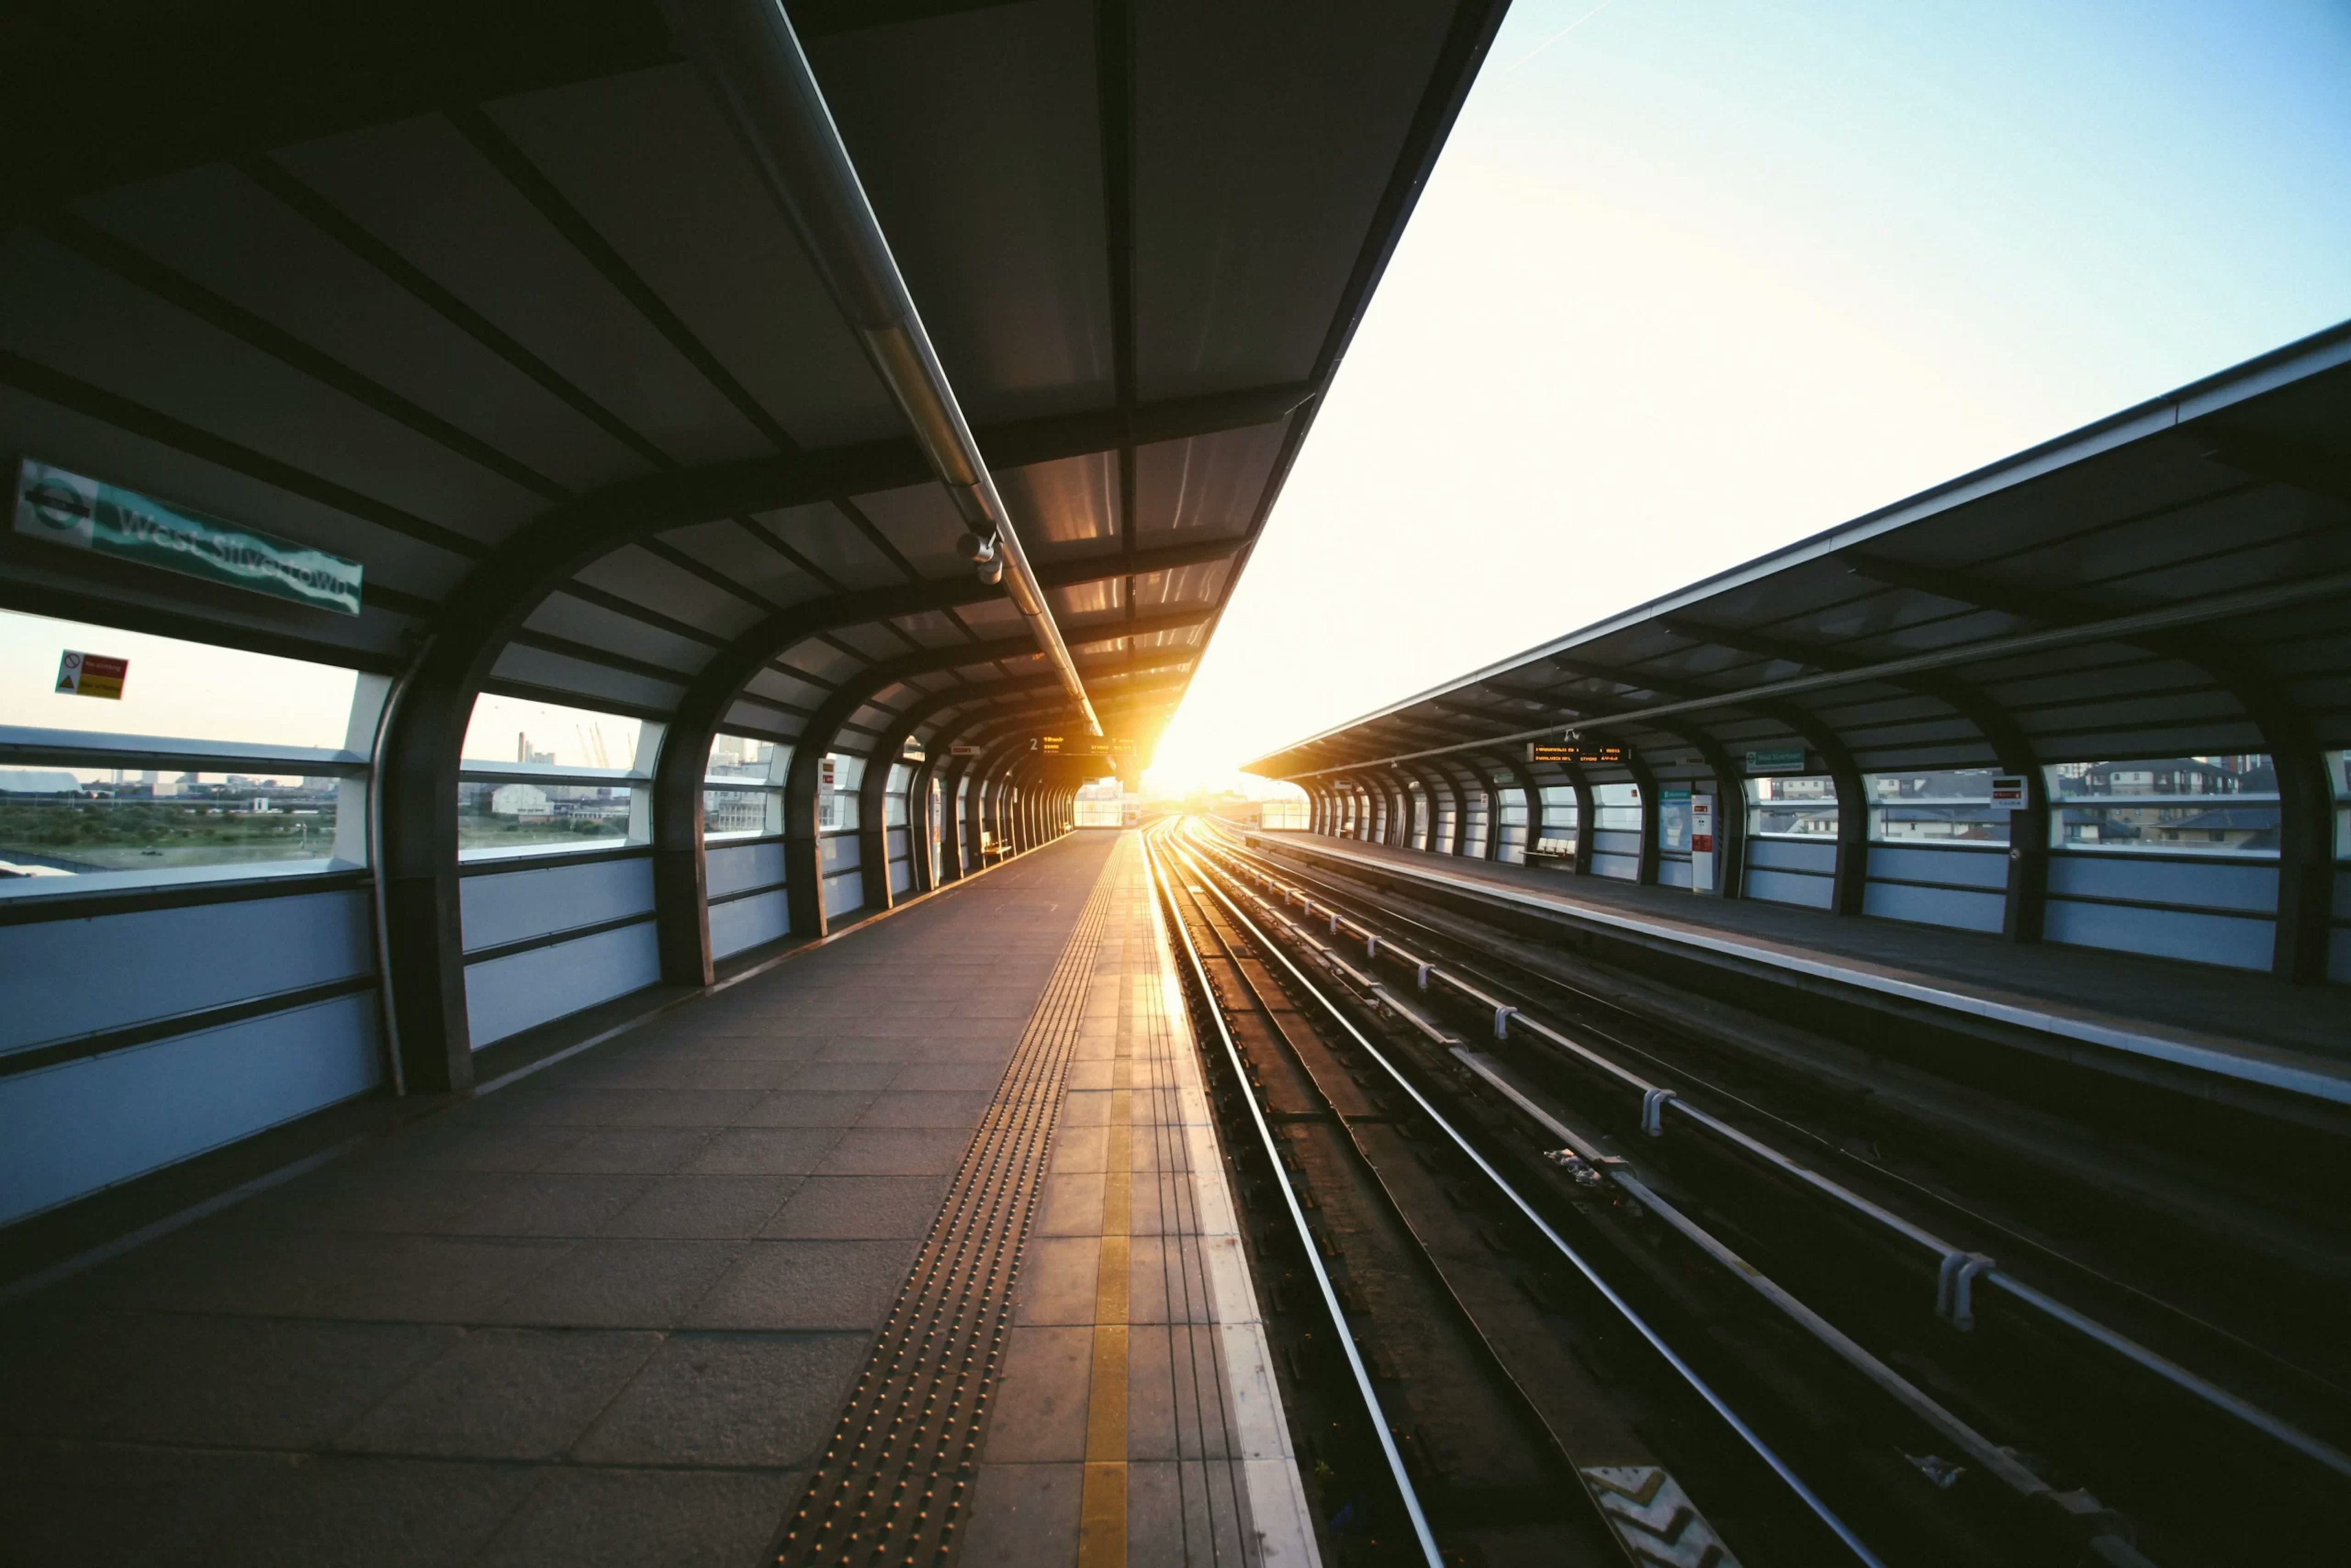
<box><xmin>1565</xmin><ymin>765</ymin><xmax>1595</xmax><ymax>876</ymax></box>
<box><xmin>650</xmin><ymin>717</ymin><xmax>713</xmax><ymax>990</ymax></box>
<box><xmin>1625</xmin><ymin>747</ymin><xmax>1660</xmax><ymax>885</ymax></box>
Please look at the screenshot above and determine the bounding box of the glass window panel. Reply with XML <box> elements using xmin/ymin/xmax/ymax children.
<box><xmin>2047</xmin><ymin>756</ymin><xmax>2279</xmax><ymax>856</ymax></box>
<box><xmin>1867</xmin><ymin>767</ymin><xmax>2010</xmax><ymax>846</ymax></box>
<box><xmin>0</xmin><ymin>609</ymin><xmax>360</xmax><ymax>751</ymax></box>
<box><xmin>463</xmin><ymin>693</ymin><xmax>653</xmax><ymax>773</ymax></box>
<box><xmin>459</xmin><ymin>779</ymin><xmax>639</xmax><ymax>858</ymax></box>
<box><xmin>1746</xmin><ymin>775</ymin><xmax>1839</xmax><ymax>839</ymax></box>
<box><xmin>708</xmin><ymin>733</ymin><xmax>789</xmax><ymax>784</ymax></box>
<box><xmin>0</xmin><ymin>767</ymin><xmax>345</xmax><ymax>878</ymax></box>
<box><xmin>817</xmin><ymin>753</ymin><xmax>862</xmax><ymax>831</ymax></box>
<box><xmin>1593</xmin><ymin>781</ymin><xmax>1641</xmax><ymax>833</ymax></box>
<box><xmin>704</xmin><ymin>786</ymin><xmax>781</xmax><ymax>840</ymax></box>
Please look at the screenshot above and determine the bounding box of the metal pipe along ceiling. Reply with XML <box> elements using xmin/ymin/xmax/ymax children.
<box><xmin>661</xmin><ymin>0</ymin><xmax>1104</xmax><ymax>735</ymax></box>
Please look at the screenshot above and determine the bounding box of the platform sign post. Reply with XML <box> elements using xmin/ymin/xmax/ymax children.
<box><xmin>1689</xmin><ymin>792</ymin><xmax>1716</xmax><ymax>893</ymax></box>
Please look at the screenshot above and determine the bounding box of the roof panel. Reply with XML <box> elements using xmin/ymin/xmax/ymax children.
<box><xmin>273</xmin><ymin>112</ymin><xmax>770</xmax><ymax>468</ymax></box>
<box><xmin>0</xmin><ymin>229</ymin><xmax>540</xmax><ymax>544</ymax></box>
<box><xmin>1001</xmin><ymin>452</ymin><xmax>1122</xmax><ymax>550</ymax></box>
<box><xmin>487</xmin><ymin>63</ymin><xmax>898</xmax><ymax>451</ymax></box>
<box><xmin>814</xmin><ymin>0</ymin><xmax>1114</xmax><ymax>426</ymax></box>
<box><xmin>76</xmin><ymin>162</ymin><xmax>652</xmax><ymax>495</ymax></box>
<box><xmin>1132</xmin><ymin>0</ymin><xmax>1455</xmax><ymax>398</ymax></box>
<box><xmin>1132</xmin><ymin>422</ymin><xmax>1289</xmax><ymax>540</ymax></box>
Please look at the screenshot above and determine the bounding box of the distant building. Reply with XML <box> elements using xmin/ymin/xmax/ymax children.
<box><xmin>0</xmin><ymin>768</ymin><xmax>81</xmax><ymax>795</ymax></box>
<box><xmin>490</xmin><ymin>782</ymin><xmax>551</xmax><ymax>817</ymax></box>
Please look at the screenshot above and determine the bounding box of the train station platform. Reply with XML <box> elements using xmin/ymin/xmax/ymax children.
<box><xmin>1246</xmin><ymin>830</ymin><xmax>2351</xmax><ymax>1109</ymax></box>
<box><xmin>0</xmin><ymin>831</ymin><xmax>1311</xmax><ymax>1568</ymax></box>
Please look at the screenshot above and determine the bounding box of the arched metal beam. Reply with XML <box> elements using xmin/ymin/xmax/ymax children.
<box><xmin>1844</xmin><ymin>552</ymin><xmax>2328</xmax><ymax>976</ymax></box>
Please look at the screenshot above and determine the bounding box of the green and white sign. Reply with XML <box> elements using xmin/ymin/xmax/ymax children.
<box><xmin>14</xmin><ymin>458</ymin><xmax>363</xmax><ymax>615</ymax></box>
<box><xmin>1745</xmin><ymin>748</ymin><xmax>1806</xmax><ymax>775</ymax></box>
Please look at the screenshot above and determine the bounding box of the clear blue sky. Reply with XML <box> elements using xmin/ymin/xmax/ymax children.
<box><xmin>1151</xmin><ymin>0</ymin><xmax>2351</xmax><ymax>792</ymax></box>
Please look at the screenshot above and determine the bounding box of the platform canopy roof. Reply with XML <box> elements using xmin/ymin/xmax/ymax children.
<box><xmin>1248</xmin><ymin>326</ymin><xmax>2351</xmax><ymax>790</ymax></box>
<box><xmin>0</xmin><ymin>0</ymin><xmax>1502</xmax><ymax>762</ymax></box>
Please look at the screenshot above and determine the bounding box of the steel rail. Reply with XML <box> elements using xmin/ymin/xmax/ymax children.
<box><xmin>1206</xmin><ymin>819</ymin><xmax>2351</xmax><ymax>1404</ymax></box>
<box><xmin>1139</xmin><ymin>828</ymin><xmax>1442</xmax><ymax>1566</ymax></box>
<box><xmin>1191</xmin><ymin>819</ymin><xmax>2351</xmax><ymax>1485</ymax></box>
<box><xmin>1157</xmin><ymin>827</ymin><xmax>1886</xmax><ymax>1566</ymax></box>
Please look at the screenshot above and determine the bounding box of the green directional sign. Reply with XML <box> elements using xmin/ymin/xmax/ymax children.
<box><xmin>13</xmin><ymin>458</ymin><xmax>364</xmax><ymax>615</ymax></box>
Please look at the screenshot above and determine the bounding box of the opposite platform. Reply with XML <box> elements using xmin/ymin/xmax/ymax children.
<box><xmin>0</xmin><ymin>830</ymin><xmax>1309</xmax><ymax>1567</ymax></box>
<box><xmin>1248</xmin><ymin>829</ymin><xmax>2351</xmax><ymax>1106</ymax></box>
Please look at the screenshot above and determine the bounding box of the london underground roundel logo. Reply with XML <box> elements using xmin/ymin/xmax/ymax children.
<box><xmin>25</xmin><ymin>478</ymin><xmax>92</xmax><ymax>531</ymax></box>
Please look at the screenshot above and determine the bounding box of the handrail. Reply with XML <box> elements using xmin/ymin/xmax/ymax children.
<box><xmin>658</xmin><ymin>0</ymin><xmax>1101</xmax><ymax>734</ymax></box>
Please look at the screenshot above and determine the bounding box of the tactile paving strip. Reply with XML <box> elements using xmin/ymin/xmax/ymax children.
<box><xmin>776</xmin><ymin>869</ymin><xmax>1116</xmax><ymax>1565</ymax></box>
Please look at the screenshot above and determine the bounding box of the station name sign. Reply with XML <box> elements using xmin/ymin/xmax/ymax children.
<box><xmin>1528</xmin><ymin>737</ymin><xmax>1625</xmax><ymax>765</ymax></box>
<box><xmin>1035</xmin><ymin>735</ymin><xmax>1136</xmax><ymax>756</ymax></box>
<box><xmin>14</xmin><ymin>457</ymin><xmax>365</xmax><ymax>616</ymax></box>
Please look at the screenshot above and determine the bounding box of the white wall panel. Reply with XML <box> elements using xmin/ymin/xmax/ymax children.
<box><xmin>1868</xmin><ymin>845</ymin><xmax>2006</xmax><ymax>890</ymax></box>
<box><xmin>0</xmin><ymin>889</ymin><xmax>372</xmax><ymax>1054</ymax></box>
<box><xmin>2045</xmin><ymin>901</ymin><xmax>2272</xmax><ymax>970</ymax></box>
<box><xmin>711</xmin><ymin>890</ymin><xmax>790</xmax><ymax>959</ymax></box>
<box><xmin>1747</xmin><ymin>868</ymin><xmax>1835</xmax><ymax>909</ymax></box>
<box><xmin>0</xmin><ymin>993</ymin><xmax>380</xmax><ymax>1226</ymax></box>
<box><xmin>707</xmin><ymin>840</ymin><xmax>787</xmax><ymax>899</ymax></box>
<box><xmin>464</xmin><ymin>921</ymin><xmax>660</xmax><ymax>1046</ymax></box>
<box><xmin>1864</xmin><ymin>881</ymin><xmax>2004</xmax><ymax>932</ymax></box>
<box><xmin>460</xmin><ymin>856</ymin><xmax>654</xmax><ymax>953</ymax></box>
<box><xmin>1748</xmin><ymin>839</ymin><xmax>1837</xmax><ymax>874</ymax></box>
<box><xmin>2047</xmin><ymin>856</ymin><xmax>2278</xmax><ymax>913</ymax></box>
<box><xmin>822</xmin><ymin>868</ymin><xmax>864</xmax><ymax>920</ymax></box>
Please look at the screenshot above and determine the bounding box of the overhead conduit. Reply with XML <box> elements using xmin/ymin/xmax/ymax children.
<box><xmin>661</xmin><ymin>0</ymin><xmax>1104</xmax><ymax>734</ymax></box>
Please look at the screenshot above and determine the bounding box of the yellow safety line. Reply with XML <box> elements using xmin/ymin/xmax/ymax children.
<box><xmin>1078</xmin><ymin>965</ymin><xmax>1138</xmax><ymax>1566</ymax></box>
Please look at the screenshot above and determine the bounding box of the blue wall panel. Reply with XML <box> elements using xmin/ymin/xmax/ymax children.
<box><xmin>1864</xmin><ymin>880</ymin><xmax>2004</xmax><ymax>932</ymax></box>
<box><xmin>461</xmin><ymin>856</ymin><xmax>654</xmax><ymax>953</ymax></box>
<box><xmin>1658</xmin><ymin>860</ymin><xmax>1693</xmax><ymax>889</ymax></box>
<box><xmin>1592</xmin><ymin>830</ymin><xmax>1641</xmax><ymax>860</ymax></box>
<box><xmin>711</xmin><ymin>890</ymin><xmax>790</xmax><ymax>960</ymax></box>
<box><xmin>1591</xmin><ymin>852</ymin><xmax>1640</xmax><ymax>881</ymax></box>
<box><xmin>0</xmin><ymin>992</ymin><xmax>380</xmax><ymax>1226</ymax></box>
<box><xmin>1867</xmin><ymin>845</ymin><xmax>2006</xmax><ymax>890</ymax></box>
<box><xmin>1746</xmin><ymin>867</ymin><xmax>1835</xmax><ymax>909</ymax></box>
<box><xmin>706</xmin><ymin>841</ymin><xmax>786</xmax><ymax>899</ymax></box>
<box><xmin>0</xmin><ymin>888</ymin><xmax>372</xmax><ymax>1056</ymax></box>
<box><xmin>2044</xmin><ymin>899</ymin><xmax>2273</xmax><ymax>970</ymax></box>
<box><xmin>820</xmin><ymin>833</ymin><xmax>860</xmax><ymax>876</ymax></box>
<box><xmin>2047</xmin><ymin>855</ymin><xmax>2278</xmax><ymax>914</ymax></box>
<box><xmin>1747</xmin><ymin>838</ymin><xmax>1837</xmax><ymax>874</ymax></box>
<box><xmin>465</xmin><ymin>921</ymin><xmax>660</xmax><ymax>1046</ymax></box>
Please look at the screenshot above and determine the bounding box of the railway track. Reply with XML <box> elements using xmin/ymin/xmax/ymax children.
<box><xmin>1150</xmin><ymin>817</ymin><xmax>2351</xmax><ymax>1566</ymax></box>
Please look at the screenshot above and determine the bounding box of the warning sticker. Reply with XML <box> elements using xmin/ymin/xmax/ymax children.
<box><xmin>56</xmin><ymin>649</ymin><xmax>128</xmax><ymax>700</ymax></box>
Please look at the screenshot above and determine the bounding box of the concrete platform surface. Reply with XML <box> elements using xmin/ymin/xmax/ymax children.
<box><xmin>0</xmin><ymin>831</ymin><xmax>1311</xmax><ymax>1567</ymax></box>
